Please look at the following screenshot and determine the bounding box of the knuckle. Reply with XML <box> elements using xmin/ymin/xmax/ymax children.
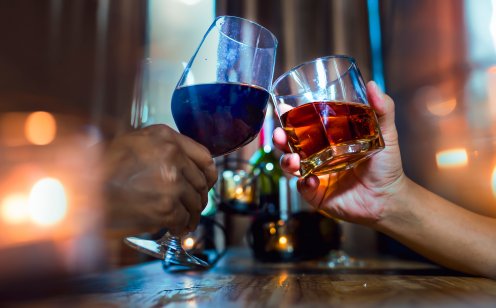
<box><xmin>197</xmin><ymin>177</ymin><xmax>208</xmax><ymax>193</ymax></box>
<box><xmin>162</xmin><ymin>214</ymin><xmax>177</xmax><ymax>232</ymax></box>
<box><xmin>146</xmin><ymin>124</ymin><xmax>174</xmax><ymax>137</ymax></box>
<box><xmin>200</xmin><ymin>191</ymin><xmax>209</xmax><ymax>207</ymax></box>
<box><xmin>188</xmin><ymin>213</ymin><xmax>200</xmax><ymax>229</ymax></box>
<box><xmin>195</xmin><ymin>192</ymin><xmax>203</xmax><ymax>209</ymax></box>
<box><xmin>205</xmin><ymin>161</ymin><xmax>218</xmax><ymax>187</ymax></box>
<box><xmin>159</xmin><ymin>198</ymin><xmax>175</xmax><ymax>216</ymax></box>
<box><xmin>162</xmin><ymin>142</ymin><xmax>182</xmax><ymax>158</ymax></box>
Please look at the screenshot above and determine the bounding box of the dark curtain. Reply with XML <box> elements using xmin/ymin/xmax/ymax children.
<box><xmin>216</xmin><ymin>0</ymin><xmax>372</xmax><ymax>81</ymax></box>
<box><xmin>381</xmin><ymin>0</ymin><xmax>469</xmax><ymax>185</ymax></box>
<box><xmin>0</xmin><ymin>0</ymin><xmax>147</xmax><ymax>138</ymax></box>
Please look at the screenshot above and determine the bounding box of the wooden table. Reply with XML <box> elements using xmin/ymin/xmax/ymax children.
<box><xmin>7</xmin><ymin>248</ymin><xmax>496</xmax><ymax>307</ymax></box>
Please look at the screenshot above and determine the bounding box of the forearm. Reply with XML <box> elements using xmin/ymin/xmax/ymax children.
<box><xmin>375</xmin><ymin>177</ymin><xmax>496</xmax><ymax>278</ymax></box>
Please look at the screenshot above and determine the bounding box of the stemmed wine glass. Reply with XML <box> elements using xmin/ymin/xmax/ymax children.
<box><xmin>125</xmin><ymin>16</ymin><xmax>277</xmax><ymax>268</ymax></box>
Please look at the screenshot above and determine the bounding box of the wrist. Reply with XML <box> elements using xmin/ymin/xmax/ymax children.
<box><xmin>372</xmin><ymin>173</ymin><xmax>414</xmax><ymax>232</ymax></box>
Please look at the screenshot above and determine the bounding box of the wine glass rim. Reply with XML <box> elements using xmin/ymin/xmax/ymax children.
<box><xmin>214</xmin><ymin>15</ymin><xmax>278</xmax><ymax>49</ymax></box>
<box><xmin>271</xmin><ymin>55</ymin><xmax>357</xmax><ymax>93</ymax></box>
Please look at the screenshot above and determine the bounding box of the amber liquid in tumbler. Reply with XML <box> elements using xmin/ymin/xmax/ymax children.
<box><xmin>280</xmin><ymin>101</ymin><xmax>385</xmax><ymax>176</ymax></box>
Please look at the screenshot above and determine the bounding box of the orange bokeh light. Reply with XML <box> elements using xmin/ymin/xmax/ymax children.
<box><xmin>24</xmin><ymin>111</ymin><xmax>57</xmax><ymax>145</ymax></box>
<box><xmin>426</xmin><ymin>97</ymin><xmax>457</xmax><ymax>117</ymax></box>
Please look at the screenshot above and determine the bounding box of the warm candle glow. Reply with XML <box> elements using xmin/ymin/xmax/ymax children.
<box><xmin>28</xmin><ymin>177</ymin><xmax>67</xmax><ymax>226</ymax></box>
<box><xmin>436</xmin><ymin>148</ymin><xmax>468</xmax><ymax>168</ymax></box>
<box><xmin>269</xmin><ymin>227</ymin><xmax>277</xmax><ymax>235</ymax></box>
<box><xmin>24</xmin><ymin>111</ymin><xmax>57</xmax><ymax>145</ymax></box>
<box><xmin>1</xmin><ymin>193</ymin><xmax>29</xmax><ymax>224</ymax></box>
<box><xmin>183</xmin><ymin>237</ymin><xmax>195</xmax><ymax>250</ymax></box>
<box><xmin>235</xmin><ymin>187</ymin><xmax>244</xmax><ymax>198</ymax></box>
<box><xmin>276</xmin><ymin>233</ymin><xmax>293</xmax><ymax>252</ymax></box>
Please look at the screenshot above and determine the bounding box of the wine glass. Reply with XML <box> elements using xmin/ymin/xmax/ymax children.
<box><xmin>125</xmin><ymin>16</ymin><xmax>277</xmax><ymax>268</ymax></box>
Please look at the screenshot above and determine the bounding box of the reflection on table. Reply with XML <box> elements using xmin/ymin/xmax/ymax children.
<box><xmin>6</xmin><ymin>248</ymin><xmax>496</xmax><ymax>307</ymax></box>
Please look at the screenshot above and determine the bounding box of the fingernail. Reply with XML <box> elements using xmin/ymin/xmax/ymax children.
<box><xmin>289</xmin><ymin>153</ymin><xmax>300</xmax><ymax>166</ymax></box>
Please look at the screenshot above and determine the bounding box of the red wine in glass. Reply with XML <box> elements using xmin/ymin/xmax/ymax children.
<box><xmin>171</xmin><ymin>82</ymin><xmax>269</xmax><ymax>157</ymax></box>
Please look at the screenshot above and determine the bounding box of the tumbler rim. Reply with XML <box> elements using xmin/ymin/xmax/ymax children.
<box><xmin>271</xmin><ymin>55</ymin><xmax>356</xmax><ymax>93</ymax></box>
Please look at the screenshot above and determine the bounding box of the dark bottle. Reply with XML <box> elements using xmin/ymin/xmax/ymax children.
<box><xmin>249</xmin><ymin>104</ymin><xmax>282</xmax><ymax>214</ymax></box>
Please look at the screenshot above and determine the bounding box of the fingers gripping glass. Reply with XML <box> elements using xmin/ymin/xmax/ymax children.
<box><xmin>271</xmin><ymin>55</ymin><xmax>385</xmax><ymax>177</ymax></box>
<box><xmin>125</xmin><ymin>16</ymin><xmax>277</xmax><ymax>268</ymax></box>
<box><xmin>125</xmin><ymin>59</ymin><xmax>210</xmax><ymax>268</ymax></box>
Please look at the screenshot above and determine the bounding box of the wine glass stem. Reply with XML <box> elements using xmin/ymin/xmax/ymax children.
<box><xmin>158</xmin><ymin>233</ymin><xmax>183</xmax><ymax>263</ymax></box>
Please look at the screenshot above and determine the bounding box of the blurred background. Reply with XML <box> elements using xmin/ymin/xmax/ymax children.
<box><xmin>1</xmin><ymin>0</ymin><xmax>496</xmax><ymax>285</ymax></box>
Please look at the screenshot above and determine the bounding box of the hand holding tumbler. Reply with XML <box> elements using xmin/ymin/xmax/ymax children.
<box><xmin>271</xmin><ymin>55</ymin><xmax>385</xmax><ymax>176</ymax></box>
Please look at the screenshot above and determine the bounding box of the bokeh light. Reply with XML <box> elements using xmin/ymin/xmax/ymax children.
<box><xmin>436</xmin><ymin>148</ymin><xmax>468</xmax><ymax>169</ymax></box>
<box><xmin>25</xmin><ymin>111</ymin><xmax>57</xmax><ymax>145</ymax></box>
<box><xmin>1</xmin><ymin>193</ymin><xmax>29</xmax><ymax>224</ymax></box>
<box><xmin>183</xmin><ymin>237</ymin><xmax>195</xmax><ymax>250</ymax></box>
<box><xmin>426</xmin><ymin>97</ymin><xmax>457</xmax><ymax>117</ymax></box>
<box><xmin>28</xmin><ymin>177</ymin><xmax>67</xmax><ymax>226</ymax></box>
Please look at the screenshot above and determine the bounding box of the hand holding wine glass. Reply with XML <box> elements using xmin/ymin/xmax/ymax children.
<box><xmin>126</xmin><ymin>16</ymin><xmax>277</xmax><ymax>268</ymax></box>
<box><xmin>104</xmin><ymin>124</ymin><xmax>217</xmax><ymax>234</ymax></box>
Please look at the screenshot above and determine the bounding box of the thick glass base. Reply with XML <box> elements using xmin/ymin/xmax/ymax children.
<box><xmin>299</xmin><ymin>136</ymin><xmax>385</xmax><ymax>177</ymax></box>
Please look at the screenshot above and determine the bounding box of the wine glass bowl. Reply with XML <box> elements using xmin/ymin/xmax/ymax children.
<box><xmin>171</xmin><ymin>15</ymin><xmax>277</xmax><ymax>157</ymax></box>
<box><xmin>271</xmin><ymin>55</ymin><xmax>385</xmax><ymax>177</ymax></box>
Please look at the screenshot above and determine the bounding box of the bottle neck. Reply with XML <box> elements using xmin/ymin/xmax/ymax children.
<box><xmin>259</xmin><ymin>104</ymin><xmax>275</xmax><ymax>151</ymax></box>
<box><xmin>279</xmin><ymin>176</ymin><xmax>289</xmax><ymax>221</ymax></box>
